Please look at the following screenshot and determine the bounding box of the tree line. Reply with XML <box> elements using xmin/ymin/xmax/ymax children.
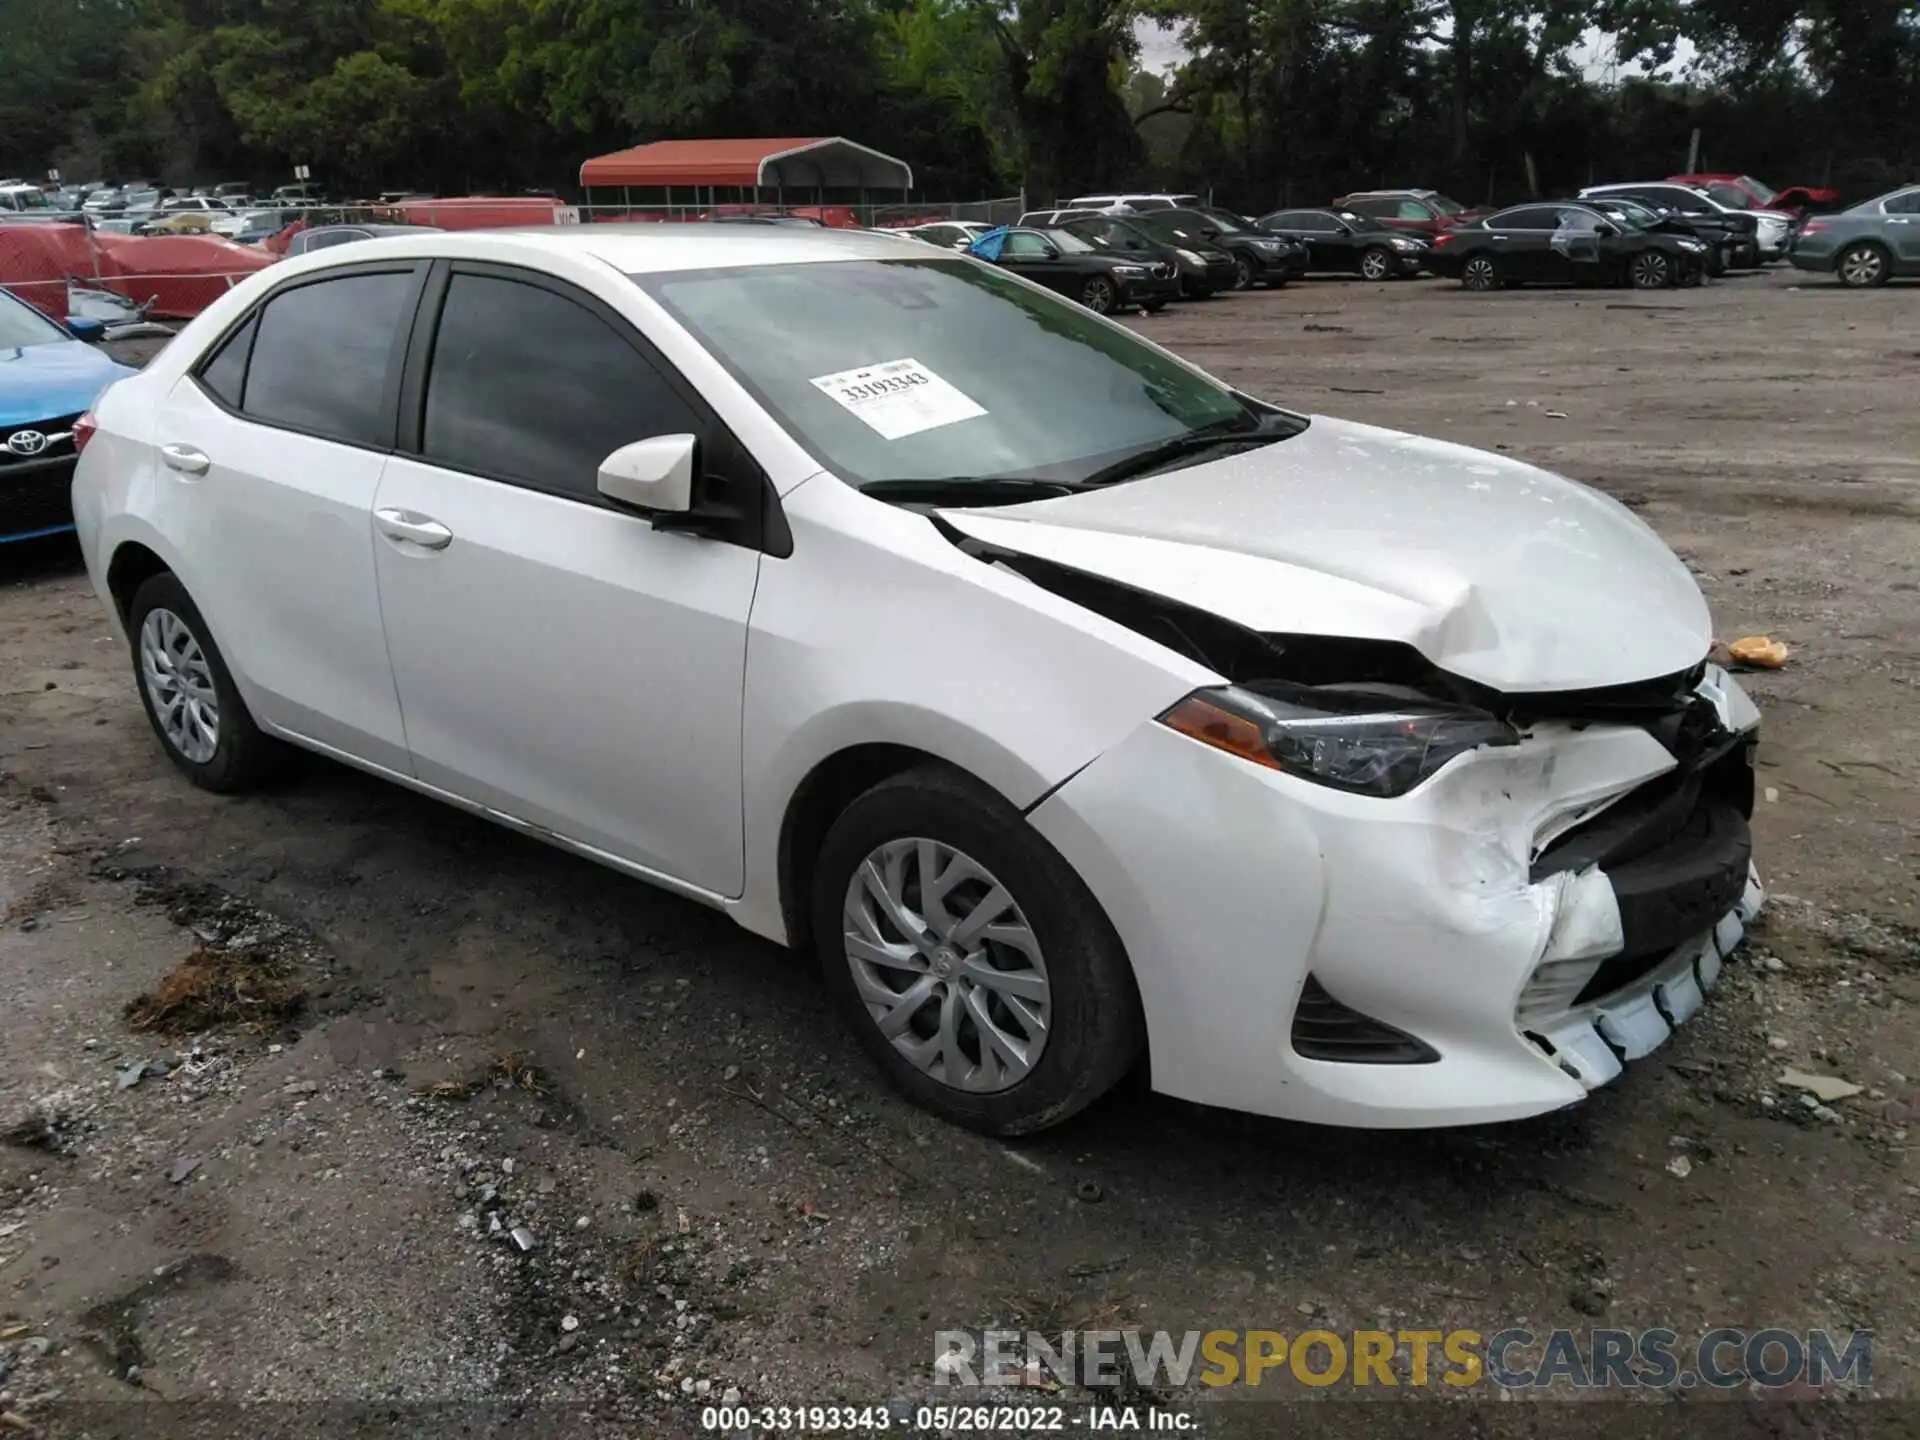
<box><xmin>2</xmin><ymin>1</ymin><xmax>1915</xmax><ymax>208</ymax></box>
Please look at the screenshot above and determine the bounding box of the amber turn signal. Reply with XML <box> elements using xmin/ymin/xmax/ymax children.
<box><xmin>1158</xmin><ymin>694</ymin><xmax>1281</xmax><ymax>770</ymax></box>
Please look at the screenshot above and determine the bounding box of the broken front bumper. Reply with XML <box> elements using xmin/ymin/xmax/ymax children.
<box><xmin>1027</xmin><ymin>666</ymin><xmax>1763</xmax><ymax>1128</ymax></box>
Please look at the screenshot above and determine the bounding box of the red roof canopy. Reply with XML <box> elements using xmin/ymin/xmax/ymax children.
<box><xmin>579</xmin><ymin>137</ymin><xmax>913</xmax><ymax>191</ymax></box>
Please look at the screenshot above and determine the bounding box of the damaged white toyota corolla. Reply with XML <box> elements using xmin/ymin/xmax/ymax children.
<box><xmin>71</xmin><ymin>227</ymin><xmax>1763</xmax><ymax>1134</ymax></box>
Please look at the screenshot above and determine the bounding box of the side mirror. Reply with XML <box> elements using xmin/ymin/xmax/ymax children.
<box><xmin>65</xmin><ymin>316</ymin><xmax>107</xmax><ymax>342</ymax></box>
<box><xmin>598</xmin><ymin>434</ymin><xmax>698</xmax><ymax>515</ymax></box>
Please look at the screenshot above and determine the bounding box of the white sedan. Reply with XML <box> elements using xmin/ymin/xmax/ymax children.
<box><xmin>70</xmin><ymin>227</ymin><xmax>1764</xmax><ymax>1134</ymax></box>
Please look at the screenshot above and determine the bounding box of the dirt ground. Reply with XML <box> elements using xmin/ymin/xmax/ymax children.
<box><xmin>0</xmin><ymin>268</ymin><xmax>1915</xmax><ymax>1439</ymax></box>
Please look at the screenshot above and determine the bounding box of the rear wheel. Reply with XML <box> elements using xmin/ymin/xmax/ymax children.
<box><xmin>128</xmin><ymin>572</ymin><xmax>284</xmax><ymax>792</ymax></box>
<box><xmin>1837</xmin><ymin>242</ymin><xmax>1891</xmax><ymax>288</ymax></box>
<box><xmin>1461</xmin><ymin>255</ymin><xmax>1502</xmax><ymax>292</ymax></box>
<box><xmin>1629</xmin><ymin>250</ymin><xmax>1674</xmax><ymax>289</ymax></box>
<box><xmin>1359</xmin><ymin>246</ymin><xmax>1394</xmax><ymax>281</ymax></box>
<box><xmin>1080</xmin><ymin>275</ymin><xmax>1117</xmax><ymax>313</ymax></box>
<box><xmin>811</xmin><ymin>767</ymin><xmax>1143</xmax><ymax>1135</ymax></box>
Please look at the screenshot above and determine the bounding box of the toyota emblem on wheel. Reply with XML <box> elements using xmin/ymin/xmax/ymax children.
<box><xmin>6</xmin><ymin>430</ymin><xmax>48</xmax><ymax>457</ymax></box>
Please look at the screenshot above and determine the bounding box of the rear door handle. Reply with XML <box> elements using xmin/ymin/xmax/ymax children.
<box><xmin>160</xmin><ymin>443</ymin><xmax>210</xmax><ymax>476</ymax></box>
<box><xmin>375</xmin><ymin>508</ymin><xmax>454</xmax><ymax>550</ymax></box>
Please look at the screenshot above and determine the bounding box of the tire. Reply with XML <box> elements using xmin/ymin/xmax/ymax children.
<box><xmin>1359</xmin><ymin>246</ymin><xmax>1394</xmax><ymax>281</ymax></box>
<box><xmin>1079</xmin><ymin>275</ymin><xmax>1116</xmax><ymax>313</ymax></box>
<box><xmin>1233</xmin><ymin>253</ymin><xmax>1257</xmax><ymax>290</ymax></box>
<box><xmin>1461</xmin><ymin>255</ymin><xmax>1502</xmax><ymax>292</ymax></box>
<box><xmin>127</xmin><ymin>571</ymin><xmax>284</xmax><ymax>792</ymax></box>
<box><xmin>811</xmin><ymin>766</ymin><xmax>1144</xmax><ymax>1135</ymax></box>
<box><xmin>1837</xmin><ymin>241</ymin><xmax>1891</xmax><ymax>288</ymax></box>
<box><xmin>1629</xmin><ymin>250</ymin><xmax>1674</xmax><ymax>289</ymax></box>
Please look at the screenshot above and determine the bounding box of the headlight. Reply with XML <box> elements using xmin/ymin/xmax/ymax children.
<box><xmin>1176</xmin><ymin>248</ymin><xmax>1205</xmax><ymax>265</ymax></box>
<box><xmin>1389</xmin><ymin>237</ymin><xmax>1420</xmax><ymax>251</ymax></box>
<box><xmin>1680</xmin><ymin>239</ymin><xmax>1707</xmax><ymax>251</ymax></box>
<box><xmin>1110</xmin><ymin>264</ymin><xmax>1147</xmax><ymax>278</ymax></box>
<box><xmin>1248</xmin><ymin>239</ymin><xmax>1281</xmax><ymax>253</ymax></box>
<box><xmin>1159</xmin><ymin>684</ymin><xmax>1518</xmax><ymax>798</ymax></box>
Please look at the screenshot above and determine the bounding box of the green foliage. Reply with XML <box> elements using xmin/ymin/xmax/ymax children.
<box><xmin>0</xmin><ymin>0</ymin><xmax>1913</xmax><ymax>202</ymax></box>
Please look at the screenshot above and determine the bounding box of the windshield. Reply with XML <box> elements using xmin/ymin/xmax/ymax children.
<box><xmin>1594</xmin><ymin>202</ymin><xmax>1654</xmax><ymax>230</ymax></box>
<box><xmin>1706</xmin><ymin>185</ymin><xmax>1751</xmax><ymax>210</ymax></box>
<box><xmin>0</xmin><ymin>293</ymin><xmax>70</xmax><ymax>348</ymax></box>
<box><xmin>1740</xmin><ymin>176</ymin><xmax>1778</xmax><ymax>204</ymax></box>
<box><xmin>639</xmin><ymin>258</ymin><xmax>1271</xmax><ymax>488</ymax></box>
<box><xmin>1192</xmin><ymin>209</ymin><xmax>1246</xmax><ymax>233</ymax></box>
<box><xmin>1428</xmin><ymin>194</ymin><xmax>1467</xmax><ymax>215</ymax></box>
<box><xmin>1138</xmin><ymin>215</ymin><xmax>1208</xmax><ymax>246</ymax></box>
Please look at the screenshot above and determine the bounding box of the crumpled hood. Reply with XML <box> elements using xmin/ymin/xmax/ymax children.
<box><xmin>938</xmin><ymin>415</ymin><xmax>1710</xmax><ymax>693</ymax></box>
<box><xmin>0</xmin><ymin>341</ymin><xmax>136</xmax><ymax>428</ymax></box>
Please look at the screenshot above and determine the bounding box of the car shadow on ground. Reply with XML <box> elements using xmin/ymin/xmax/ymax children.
<box><xmin>243</xmin><ymin>740</ymin><xmax>1608</xmax><ymax>1222</ymax></box>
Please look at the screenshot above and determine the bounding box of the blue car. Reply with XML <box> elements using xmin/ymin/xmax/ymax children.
<box><xmin>1</xmin><ymin>289</ymin><xmax>138</xmax><ymax>543</ymax></box>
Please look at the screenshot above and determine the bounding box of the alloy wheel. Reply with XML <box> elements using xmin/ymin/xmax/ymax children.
<box><xmin>1360</xmin><ymin>248</ymin><xmax>1392</xmax><ymax>281</ymax></box>
<box><xmin>841</xmin><ymin>838</ymin><xmax>1051</xmax><ymax>1093</ymax></box>
<box><xmin>1463</xmin><ymin>257</ymin><xmax>1498</xmax><ymax>291</ymax></box>
<box><xmin>140</xmin><ymin>607</ymin><xmax>220</xmax><ymax>764</ymax></box>
<box><xmin>1081</xmin><ymin>277</ymin><xmax>1115</xmax><ymax>313</ymax></box>
<box><xmin>1631</xmin><ymin>251</ymin><xmax>1671</xmax><ymax>289</ymax></box>
<box><xmin>1234</xmin><ymin>254</ymin><xmax>1256</xmax><ymax>289</ymax></box>
<box><xmin>1839</xmin><ymin>244</ymin><xmax>1888</xmax><ymax>287</ymax></box>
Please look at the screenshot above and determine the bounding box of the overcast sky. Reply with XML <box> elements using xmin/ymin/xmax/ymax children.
<box><xmin>1131</xmin><ymin>20</ymin><xmax>1694</xmax><ymax>81</ymax></box>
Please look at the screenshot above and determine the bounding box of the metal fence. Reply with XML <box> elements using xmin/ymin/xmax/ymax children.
<box><xmin>569</xmin><ymin>196</ymin><xmax>1028</xmax><ymax>228</ymax></box>
<box><xmin>0</xmin><ymin>193</ymin><xmax>1031</xmax><ymax>321</ymax></box>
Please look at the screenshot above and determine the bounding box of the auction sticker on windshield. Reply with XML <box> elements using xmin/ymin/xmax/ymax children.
<box><xmin>810</xmin><ymin>358</ymin><xmax>987</xmax><ymax>441</ymax></box>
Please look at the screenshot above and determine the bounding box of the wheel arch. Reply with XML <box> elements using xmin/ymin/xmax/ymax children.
<box><xmin>775</xmin><ymin>742</ymin><xmax>1020</xmax><ymax>955</ymax></box>
<box><xmin>105</xmin><ymin>538</ymin><xmax>175</xmax><ymax>626</ymax></box>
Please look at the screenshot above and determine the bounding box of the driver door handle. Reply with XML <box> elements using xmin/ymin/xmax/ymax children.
<box><xmin>160</xmin><ymin>443</ymin><xmax>210</xmax><ymax>476</ymax></box>
<box><xmin>375</xmin><ymin>508</ymin><xmax>454</xmax><ymax>550</ymax></box>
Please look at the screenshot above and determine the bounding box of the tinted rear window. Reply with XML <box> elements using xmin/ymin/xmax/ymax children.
<box><xmin>242</xmin><ymin>271</ymin><xmax>412</xmax><ymax>446</ymax></box>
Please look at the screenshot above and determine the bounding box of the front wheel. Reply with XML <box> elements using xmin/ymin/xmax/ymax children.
<box><xmin>1461</xmin><ymin>255</ymin><xmax>1502</xmax><ymax>292</ymax></box>
<box><xmin>1080</xmin><ymin>275</ymin><xmax>1117</xmax><ymax>313</ymax></box>
<box><xmin>1233</xmin><ymin>254</ymin><xmax>1257</xmax><ymax>290</ymax></box>
<box><xmin>1359</xmin><ymin>246</ymin><xmax>1394</xmax><ymax>281</ymax></box>
<box><xmin>1629</xmin><ymin>250</ymin><xmax>1674</xmax><ymax>289</ymax></box>
<box><xmin>1837</xmin><ymin>242</ymin><xmax>1891</xmax><ymax>288</ymax></box>
<box><xmin>811</xmin><ymin>767</ymin><xmax>1143</xmax><ymax>1135</ymax></box>
<box><xmin>128</xmin><ymin>571</ymin><xmax>285</xmax><ymax>792</ymax></box>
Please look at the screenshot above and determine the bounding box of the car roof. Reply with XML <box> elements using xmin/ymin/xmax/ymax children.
<box><xmin>281</xmin><ymin>224</ymin><xmax>955</xmax><ymax>274</ymax></box>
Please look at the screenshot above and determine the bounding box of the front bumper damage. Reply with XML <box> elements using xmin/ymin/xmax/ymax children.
<box><xmin>1027</xmin><ymin>664</ymin><xmax>1764</xmax><ymax>1128</ymax></box>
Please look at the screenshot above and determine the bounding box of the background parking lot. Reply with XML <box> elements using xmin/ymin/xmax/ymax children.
<box><xmin>0</xmin><ymin>269</ymin><xmax>1914</xmax><ymax>1436</ymax></box>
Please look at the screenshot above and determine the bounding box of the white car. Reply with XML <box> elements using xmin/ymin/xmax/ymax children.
<box><xmin>70</xmin><ymin>227</ymin><xmax>1765</xmax><ymax>1135</ymax></box>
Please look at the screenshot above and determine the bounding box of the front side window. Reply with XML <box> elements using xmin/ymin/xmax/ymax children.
<box><xmin>241</xmin><ymin>270</ymin><xmax>412</xmax><ymax>446</ymax></box>
<box><xmin>641</xmin><ymin>258</ymin><xmax>1271</xmax><ymax>489</ymax></box>
<box><xmin>1002</xmin><ymin>231</ymin><xmax>1054</xmax><ymax>258</ymax></box>
<box><xmin>421</xmin><ymin>272</ymin><xmax>702</xmax><ymax>501</ymax></box>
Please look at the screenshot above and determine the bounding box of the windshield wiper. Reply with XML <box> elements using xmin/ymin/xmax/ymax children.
<box><xmin>857</xmin><ymin>476</ymin><xmax>1083</xmax><ymax>506</ymax></box>
<box><xmin>1081</xmin><ymin>409</ymin><xmax>1304</xmax><ymax>488</ymax></box>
